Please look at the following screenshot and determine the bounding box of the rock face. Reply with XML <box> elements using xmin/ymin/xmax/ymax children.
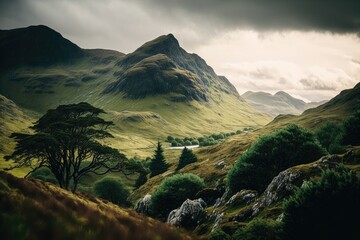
<box><xmin>226</xmin><ymin>190</ymin><xmax>258</xmax><ymax>207</ymax></box>
<box><xmin>167</xmin><ymin>198</ymin><xmax>207</xmax><ymax>229</ymax></box>
<box><xmin>134</xmin><ymin>194</ymin><xmax>151</xmax><ymax>215</ymax></box>
<box><xmin>250</xmin><ymin>155</ymin><xmax>341</xmax><ymax>217</ymax></box>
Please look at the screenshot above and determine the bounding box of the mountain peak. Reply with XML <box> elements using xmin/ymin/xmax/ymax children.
<box><xmin>0</xmin><ymin>25</ymin><xmax>83</xmax><ymax>69</ymax></box>
<box><xmin>135</xmin><ymin>33</ymin><xmax>180</xmax><ymax>55</ymax></box>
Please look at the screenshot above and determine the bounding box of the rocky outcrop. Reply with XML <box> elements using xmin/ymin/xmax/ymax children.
<box><xmin>134</xmin><ymin>194</ymin><xmax>151</xmax><ymax>215</ymax></box>
<box><xmin>167</xmin><ymin>198</ymin><xmax>207</xmax><ymax>230</ymax></box>
<box><xmin>250</xmin><ymin>155</ymin><xmax>341</xmax><ymax>217</ymax></box>
<box><xmin>226</xmin><ymin>190</ymin><xmax>258</xmax><ymax>207</ymax></box>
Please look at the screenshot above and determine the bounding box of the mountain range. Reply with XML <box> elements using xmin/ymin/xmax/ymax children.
<box><xmin>0</xmin><ymin>25</ymin><xmax>270</xmax><ymax>158</ymax></box>
<box><xmin>242</xmin><ymin>91</ymin><xmax>327</xmax><ymax>116</ymax></box>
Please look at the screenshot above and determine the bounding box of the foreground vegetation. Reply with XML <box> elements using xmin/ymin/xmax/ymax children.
<box><xmin>0</xmin><ymin>171</ymin><xmax>195</xmax><ymax>240</ymax></box>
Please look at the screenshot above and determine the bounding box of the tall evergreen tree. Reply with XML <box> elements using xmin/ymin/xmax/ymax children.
<box><xmin>177</xmin><ymin>147</ymin><xmax>197</xmax><ymax>170</ymax></box>
<box><xmin>149</xmin><ymin>141</ymin><xmax>169</xmax><ymax>177</ymax></box>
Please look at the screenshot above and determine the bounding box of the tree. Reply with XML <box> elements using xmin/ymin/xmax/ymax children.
<box><xmin>94</xmin><ymin>177</ymin><xmax>130</xmax><ymax>207</ymax></box>
<box><xmin>315</xmin><ymin>121</ymin><xmax>345</xmax><ymax>154</ymax></box>
<box><xmin>149</xmin><ymin>141</ymin><xmax>169</xmax><ymax>177</ymax></box>
<box><xmin>343</xmin><ymin>111</ymin><xmax>360</xmax><ymax>145</ymax></box>
<box><xmin>149</xmin><ymin>173</ymin><xmax>204</xmax><ymax>219</ymax></box>
<box><xmin>5</xmin><ymin>102</ymin><xmax>134</xmax><ymax>193</ymax></box>
<box><xmin>282</xmin><ymin>167</ymin><xmax>360</xmax><ymax>240</ymax></box>
<box><xmin>177</xmin><ymin>147</ymin><xmax>197</xmax><ymax>170</ymax></box>
<box><xmin>227</xmin><ymin>124</ymin><xmax>326</xmax><ymax>193</ymax></box>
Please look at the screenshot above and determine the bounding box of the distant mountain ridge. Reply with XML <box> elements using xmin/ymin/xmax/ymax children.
<box><xmin>242</xmin><ymin>91</ymin><xmax>327</xmax><ymax>116</ymax></box>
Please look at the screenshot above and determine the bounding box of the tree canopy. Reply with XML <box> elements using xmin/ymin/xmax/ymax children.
<box><xmin>5</xmin><ymin>102</ymin><xmax>135</xmax><ymax>192</ymax></box>
<box><xmin>227</xmin><ymin>124</ymin><xmax>326</xmax><ymax>193</ymax></box>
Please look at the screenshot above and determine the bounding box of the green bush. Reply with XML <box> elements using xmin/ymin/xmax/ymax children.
<box><xmin>315</xmin><ymin>121</ymin><xmax>345</xmax><ymax>154</ymax></box>
<box><xmin>177</xmin><ymin>147</ymin><xmax>198</xmax><ymax>170</ymax></box>
<box><xmin>191</xmin><ymin>140</ymin><xmax>199</xmax><ymax>145</ymax></box>
<box><xmin>209</xmin><ymin>229</ymin><xmax>230</xmax><ymax>240</ymax></box>
<box><xmin>29</xmin><ymin>167</ymin><xmax>58</xmax><ymax>185</ymax></box>
<box><xmin>282</xmin><ymin>167</ymin><xmax>360</xmax><ymax>240</ymax></box>
<box><xmin>227</xmin><ymin>124</ymin><xmax>326</xmax><ymax>193</ymax></box>
<box><xmin>184</xmin><ymin>140</ymin><xmax>192</xmax><ymax>146</ymax></box>
<box><xmin>166</xmin><ymin>136</ymin><xmax>174</xmax><ymax>142</ymax></box>
<box><xmin>171</xmin><ymin>140</ymin><xmax>178</xmax><ymax>147</ymax></box>
<box><xmin>343</xmin><ymin>111</ymin><xmax>360</xmax><ymax>146</ymax></box>
<box><xmin>232</xmin><ymin>219</ymin><xmax>281</xmax><ymax>240</ymax></box>
<box><xmin>93</xmin><ymin>177</ymin><xmax>131</xmax><ymax>207</ymax></box>
<box><xmin>149</xmin><ymin>173</ymin><xmax>204</xmax><ymax>219</ymax></box>
<box><xmin>135</xmin><ymin>172</ymin><xmax>147</xmax><ymax>188</ymax></box>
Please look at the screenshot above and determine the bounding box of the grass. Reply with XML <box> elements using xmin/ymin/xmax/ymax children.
<box><xmin>0</xmin><ymin>171</ymin><xmax>198</xmax><ymax>240</ymax></box>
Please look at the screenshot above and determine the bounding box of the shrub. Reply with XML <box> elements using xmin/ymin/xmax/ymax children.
<box><xmin>93</xmin><ymin>177</ymin><xmax>131</xmax><ymax>207</ymax></box>
<box><xmin>227</xmin><ymin>124</ymin><xmax>326</xmax><ymax>193</ymax></box>
<box><xmin>343</xmin><ymin>111</ymin><xmax>360</xmax><ymax>145</ymax></box>
<box><xmin>149</xmin><ymin>173</ymin><xmax>204</xmax><ymax>219</ymax></box>
<box><xmin>191</xmin><ymin>140</ymin><xmax>199</xmax><ymax>145</ymax></box>
<box><xmin>135</xmin><ymin>172</ymin><xmax>147</xmax><ymax>188</ymax></box>
<box><xmin>177</xmin><ymin>147</ymin><xmax>198</xmax><ymax>170</ymax></box>
<box><xmin>209</xmin><ymin>229</ymin><xmax>230</xmax><ymax>240</ymax></box>
<box><xmin>232</xmin><ymin>219</ymin><xmax>281</xmax><ymax>240</ymax></box>
<box><xmin>184</xmin><ymin>140</ymin><xmax>192</xmax><ymax>146</ymax></box>
<box><xmin>315</xmin><ymin>121</ymin><xmax>345</xmax><ymax>154</ymax></box>
<box><xmin>166</xmin><ymin>136</ymin><xmax>174</xmax><ymax>142</ymax></box>
<box><xmin>236</xmin><ymin>130</ymin><xmax>242</xmax><ymax>134</ymax></box>
<box><xmin>29</xmin><ymin>167</ymin><xmax>58</xmax><ymax>185</ymax></box>
<box><xmin>282</xmin><ymin>167</ymin><xmax>360</xmax><ymax>240</ymax></box>
<box><xmin>171</xmin><ymin>140</ymin><xmax>178</xmax><ymax>147</ymax></box>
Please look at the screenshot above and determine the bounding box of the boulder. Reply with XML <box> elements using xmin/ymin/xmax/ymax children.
<box><xmin>226</xmin><ymin>189</ymin><xmax>258</xmax><ymax>207</ymax></box>
<box><xmin>167</xmin><ymin>198</ymin><xmax>207</xmax><ymax>230</ymax></box>
<box><xmin>134</xmin><ymin>194</ymin><xmax>151</xmax><ymax>215</ymax></box>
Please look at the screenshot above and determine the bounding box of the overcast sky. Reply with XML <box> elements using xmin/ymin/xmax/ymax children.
<box><xmin>1</xmin><ymin>0</ymin><xmax>360</xmax><ymax>102</ymax></box>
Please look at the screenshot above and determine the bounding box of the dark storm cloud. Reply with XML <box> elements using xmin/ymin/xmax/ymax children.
<box><xmin>139</xmin><ymin>0</ymin><xmax>360</xmax><ymax>33</ymax></box>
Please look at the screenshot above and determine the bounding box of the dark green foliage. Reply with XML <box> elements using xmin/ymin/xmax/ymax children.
<box><xmin>315</xmin><ymin>121</ymin><xmax>345</xmax><ymax>154</ymax></box>
<box><xmin>5</xmin><ymin>102</ymin><xmax>130</xmax><ymax>193</ymax></box>
<box><xmin>94</xmin><ymin>177</ymin><xmax>131</xmax><ymax>207</ymax></box>
<box><xmin>166</xmin><ymin>136</ymin><xmax>174</xmax><ymax>142</ymax></box>
<box><xmin>28</xmin><ymin>167</ymin><xmax>58</xmax><ymax>185</ymax></box>
<box><xmin>149</xmin><ymin>173</ymin><xmax>204</xmax><ymax>219</ymax></box>
<box><xmin>227</xmin><ymin>124</ymin><xmax>326</xmax><ymax>193</ymax></box>
<box><xmin>282</xmin><ymin>167</ymin><xmax>360</xmax><ymax>240</ymax></box>
<box><xmin>177</xmin><ymin>147</ymin><xmax>198</xmax><ymax>170</ymax></box>
<box><xmin>343</xmin><ymin>111</ymin><xmax>360</xmax><ymax>145</ymax></box>
<box><xmin>135</xmin><ymin>172</ymin><xmax>148</xmax><ymax>188</ymax></box>
<box><xmin>191</xmin><ymin>140</ymin><xmax>199</xmax><ymax>145</ymax></box>
<box><xmin>171</xmin><ymin>140</ymin><xmax>178</xmax><ymax>147</ymax></box>
<box><xmin>208</xmin><ymin>229</ymin><xmax>230</xmax><ymax>240</ymax></box>
<box><xmin>184</xmin><ymin>140</ymin><xmax>192</xmax><ymax>146</ymax></box>
<box><xmin>149</xmin><ymin>141</ymin><xmax>169</xmax><ymax>177</ymax></box>
<box><xmin>232</xmin><ymin>219</ymin><xmax>281</xmax><ymax>240</ymax></box>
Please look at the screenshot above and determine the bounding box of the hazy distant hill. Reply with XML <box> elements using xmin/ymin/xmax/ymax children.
<box><xmin>242</xmin><ymin>91</ymin><xmax>327</xmax><ymax>116</ymax></box>
<box><xmin>0</xmin><ymin>25</ymin><xmax>270</xmax><ymax>157</ymax></box>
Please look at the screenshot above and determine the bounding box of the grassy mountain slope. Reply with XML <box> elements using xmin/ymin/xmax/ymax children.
<box><xmin>242</xmin><ymin>91</ymin><xmax>326</xmax><ymax>116</ymax></box>
<box><xmin>0</xmin><ymin>25</ymin><xmax>271</xmax><ymax>158</ymax></box>
<box><xmin>0</xmin><ymin>171</ymin><xmax>196</xmax><ymax>240</ymax></box>
<box><xmin>132</xmin><ymin>82</ymin><xmax>360</xmax><ymax>201</ymax></box>
<box><xmin>0</xmin><ymin>95</ymin><xmax>34</xmax><ymax>176</ymax></box>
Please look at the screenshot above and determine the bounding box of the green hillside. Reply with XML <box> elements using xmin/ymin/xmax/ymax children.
<box><xmin>0</xmin><ymin>25</ymin><xmax>271</xmax><ymax>158</ymax></box>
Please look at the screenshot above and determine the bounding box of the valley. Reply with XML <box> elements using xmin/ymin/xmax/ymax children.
<box><xmin>1</xmin><ymin>24</ymin><xmax>359</xmax><ymax>240</ymax></box>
